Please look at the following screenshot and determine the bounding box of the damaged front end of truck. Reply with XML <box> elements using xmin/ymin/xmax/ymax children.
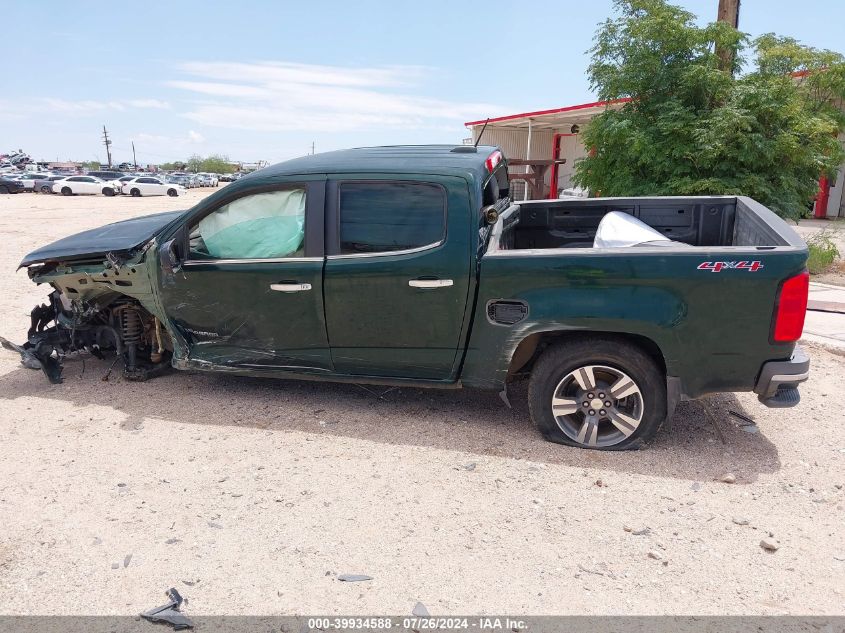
<box><xmin>0</xmin><ymin>211</ymin><xmax>184</xmax><ymax>383</ymax></box>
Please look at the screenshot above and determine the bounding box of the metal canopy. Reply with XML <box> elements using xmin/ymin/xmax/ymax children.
<box><xmin>465</xmin><ymin>98</ymin><xmax>630</xmax><ymax>131</ymax></box>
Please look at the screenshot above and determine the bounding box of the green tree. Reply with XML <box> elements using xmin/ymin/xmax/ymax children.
<box><xmin>186</xmin><ymin>154</ymin><xmax>203</xmax><ymax>173</ymax></box>
<box><xmin>574</xmin><ymin>0</ymin><xmax>845</xmax><ymax>220</ymax></box>
<box><xmin>200</xmin><ymin>154</ymin><xmax>235</xmax><ymax>174</ymax></box>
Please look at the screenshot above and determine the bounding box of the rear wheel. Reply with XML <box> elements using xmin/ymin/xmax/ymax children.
<box><xmin>528</xmin><ymin>337</ymin><xmax>666</xmax><ymax>450</ymax></box>
<box><xmin>130</xmin><ymin>188</ymin><xmax>141</xmax><ymax>197</ymax></box>
<box><xmin>167</xmin><ymin>188</ymin><xmax>178</xmax><ymax>197</ymax></box>
<box><xmin>0</xmin><ymin>186</ymin><xmax>8</xmax><ymax>195</ymax></box>
<box><xmin>103</xmin><ymin>187</ymin><xmax>115</xmax><ymax>196</ymax></box>
<box><xmin>40</xmin><ymin>185</ymin><xmax>51</xmax><ymax>193</ymax></box>
<box><xmin>61</xmin><ymin>187</ymin><xmax>72</xmax><ymax>196</ymax></box>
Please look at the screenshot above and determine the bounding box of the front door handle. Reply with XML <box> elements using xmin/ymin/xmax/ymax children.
<box><xmin>270</xmin><ymin>283</ymin><xmax>312</xmax><ymax>293</ymax></box>
<box><xmin>408</xmin><ymin>279</ymin><xmax>453</xmax><ymax>289</ymax></box>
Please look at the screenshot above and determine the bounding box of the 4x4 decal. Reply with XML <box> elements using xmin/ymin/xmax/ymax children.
<box><xmin>697</xmin><ymin>260</ymin><xmax>764</xmax><ymax>272</ymax></box>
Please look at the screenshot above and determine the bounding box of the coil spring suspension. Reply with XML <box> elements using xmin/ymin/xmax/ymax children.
<box><xmin>113</xmin><ymin>303</ymin><xmax>143</xmax><ymax>370</ymax></box>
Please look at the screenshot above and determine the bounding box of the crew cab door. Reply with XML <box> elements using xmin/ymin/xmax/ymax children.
<box><xmin>158</xmin><ymin>178</ymin><xmax>332</xmax><ymax>371</ymax></box>
<box><xmin>323</xmin><ymin>175</ymin><xmax>473</xmax><ymax>380</ymax></box>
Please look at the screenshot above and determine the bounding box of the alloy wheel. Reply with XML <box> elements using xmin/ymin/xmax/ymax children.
<box><xmin>551</xmin><ymin>364</ymin><xmax>644</xmax><ymax>448</ymax></box>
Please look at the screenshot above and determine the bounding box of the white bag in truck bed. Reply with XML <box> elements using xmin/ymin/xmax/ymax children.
<box><xmin>594</xmin><ymin>211</ymin><xmax>672</xmax><ymax>248</ymax></box>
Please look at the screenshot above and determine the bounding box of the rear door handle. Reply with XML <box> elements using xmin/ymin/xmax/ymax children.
<box><xmin>270</xmin><ymin>283</ymin><xmax>312</xmax><ymax>293</ymax></box>
<box><xmin>408</xmin><ymin>279</ymin><xmax>453</xmax><ymax>289</ymax></box>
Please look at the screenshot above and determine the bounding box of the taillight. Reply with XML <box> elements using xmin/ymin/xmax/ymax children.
<box><xmin>485</xmin><ymin>150</ymin><xmax>503</xmax><ymax>173</ymax></box>
<box><xmin>772</xmin><ymin>270</ymin><xmax>809</xmax><ymax>342</ymax></box>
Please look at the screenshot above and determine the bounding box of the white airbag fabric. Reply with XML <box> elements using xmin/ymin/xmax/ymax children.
<box><xmin>199</xmin><ymin>189</ymin><xmax>305</xmax><ymax>259</ymax></box>
<box><xmin>593</xmin><ymin>211</ymin><xmax>670</xmax><ymax>248</ymax></box>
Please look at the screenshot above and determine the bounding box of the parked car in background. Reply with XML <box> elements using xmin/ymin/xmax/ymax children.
<box><xmin>218</xmin><ymin>174</ymin><xmax>234</xmax><ymax>182</ymax></box>
<box><xmin>52</xmin><ymin>176</ymin><xmax>121</xmax><ymax>196</ymax></box>
<box><xmin>87</xmin><ymin>171</ymin><xmax>126</xmax><ymax>185</ymax></box>
<box><xmin>0</xmin><ymin>176</ymin><xmax>25</xmax><ymax>194</ymax></box>
<box><xmin>196</xmin><ymin>172</ymin><xmax>219</xmax><ymax>187</ymax></box>
<box><xmin>34</xmin><ymin>175</ymin><xmax>68</xmax><ymax>193</ymax></box>
<box><xmin>16</xmin><ymin>173</ymin><xmax>53</xmax><ymax>191</ymax></box>
<box><xmin>121</xmin><ymin>176</ymin><xmax>185</xmax><ymax>197</ymax></box>
<box><xmin>165</xmin><ymin>174</ymin><xmax>190</xmax><ymax>188</ymax></box>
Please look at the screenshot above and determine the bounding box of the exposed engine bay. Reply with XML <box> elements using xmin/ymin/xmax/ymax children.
<box><xmin>0</xmin><ymin>289</ymin><xmax>171</xmax><ymax>384</ymax></box>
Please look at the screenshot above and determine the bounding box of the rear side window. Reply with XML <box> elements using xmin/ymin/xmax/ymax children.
<box><xmin>339</xmin><ymin>182</ymin><xmax>445</xmax><ymax>255</ymax></box>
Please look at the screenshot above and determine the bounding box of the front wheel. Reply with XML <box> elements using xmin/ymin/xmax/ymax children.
<box><xmin>167</xmin><ymin>188</ymin><xmax>178</xmax><ymax>197</ymax></box>
<box><xmin>61</xmin><ymin>187</ymin><xmax>72</xmax><ymax>196</ymax></box>
<box><xmin>40</xmin><ymin>185</ymin><xmax>51</xmax><ymax>193</ymax></box>
<box><xmin>0</xmin><ymin>186</ymin><xmax>8</xmax><ymax>195</ymax></box>
<box><xmin>130</xmin><ymin>188</ymin><xmax>141</xmax><ymax>197</ymax></box>
<box><xmin>103</xmin><ymin>188</ymin><xmax>115</xmax><ymax>196</ymax></box>
<box><xmin>528</xmin><ymin>337</ymin><xmax>666</xmax><ymax>450</ymax></box>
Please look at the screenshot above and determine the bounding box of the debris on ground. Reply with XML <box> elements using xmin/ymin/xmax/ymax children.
<box><xmin>732</xmin><ymin>517</ymin><xmax>750</xmax><ymax>526</ymax></box>
<box><xmin>140</xmin><ymin>587</ymin><xmax>193</xmax><ymax>630</ymax></box>
<box><xmin>624</xmin><ymin>525</ymin><xmax>650</xmax><ymax>535</ymax></box>
<box><xmin>760</xmin><ymin>538</ymin><xmax>780</xmax><ymax>552</ymax></box>
<box><xmin>719</xmin><ymin>473</ymin><xmax>737</xmax><ymax>484</ymax></box>
<box><xmin>647</xmin><ymin>550</ymin><xmax>664</xmax><ymax>560</ymax></box>
<box><xmin>728</xmin><ymin>410</ymin><xmax>755</xmax><ymax>425</ymax></box>
<box><xmin>412</xmin><ymin>602</ymin><xmax>430</xmax><ymax>617</ymax></box>
<box><xmin>123</xmin><ymin>554</ymin><xmax>133</xmax><ymax>568</ymax></box>
<box><xmin>337</xmin><ymin>574</ymin><xmax>373</xmax><ymax>582</ymax></box>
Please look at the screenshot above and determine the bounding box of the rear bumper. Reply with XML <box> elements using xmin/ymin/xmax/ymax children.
<box><xmin>754</xmin><ymin>346</ymin><xmax>810</xmax><ymax>404</ymax></box>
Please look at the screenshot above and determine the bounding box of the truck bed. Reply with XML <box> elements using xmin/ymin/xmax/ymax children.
<box><xmin>490</xmin><ymin>196</ymin><xmax>801</xmax><ymax>251</ymax></box>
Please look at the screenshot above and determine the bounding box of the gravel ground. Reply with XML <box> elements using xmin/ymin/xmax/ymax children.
<box><xmin>0</xmin><ymin>190</ymin><xmax>843</xmax><ymax>616</ymax></box>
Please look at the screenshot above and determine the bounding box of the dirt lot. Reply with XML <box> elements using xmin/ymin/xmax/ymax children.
<box><xmin>0</xmin><ymin>190</ymin><xmax>843</xmax><ymax>616</ymax></box>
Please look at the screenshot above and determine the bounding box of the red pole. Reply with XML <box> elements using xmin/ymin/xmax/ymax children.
<box><xmin>548</xmin><ymin>133</ymin><xmax>562</xmax><ymax>199</ymax></box>
<box><xmin>815</xmin><ymin>174</ymin><xmax>829</xmax><ymax>218</ymax></box>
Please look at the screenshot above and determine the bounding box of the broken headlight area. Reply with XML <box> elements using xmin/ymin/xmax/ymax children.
<box><xmin>0</xmin><ymin>290</ymin><xmax>171</xmax><ymax>384</ymax></box>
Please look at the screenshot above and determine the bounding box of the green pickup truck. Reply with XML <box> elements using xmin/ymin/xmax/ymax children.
<box><xmin>2</xmin><ymin>145</ymin><xmax>811</xmax><ymax>450</ymax></box>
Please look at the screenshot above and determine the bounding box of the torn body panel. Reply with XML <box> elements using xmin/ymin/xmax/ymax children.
<box><xmin>5</xmin><ymin>248</ymin><xmax>174</xmax><ymax>383</ymax></box>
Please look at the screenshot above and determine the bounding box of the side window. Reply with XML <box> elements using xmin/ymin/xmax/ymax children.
<box><xmin>338</xmin><ymin>182</ymin><xmax>445</xmax><ymax>255</ymax></box>
<box><xmin>188</xmin><ymin>188</ymin><xmax>306</xmax><ymax>260</ymax></box>
<box><xmin>68</xmin><ymin>177</ymin><xmax>83</xmax><ymax>182</ymax></box>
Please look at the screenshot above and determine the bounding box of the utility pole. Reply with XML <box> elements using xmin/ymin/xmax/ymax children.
<box><xmin>715</xmin><ymin>0</ymin><xmax>741</xmax><ymax>72</ymax></box>
<box><xmin>311</xmin><ymin>141</ymin><xmax>315</xmax><ymax>155</ymax></box>
<box><xmin>132</xmin><ymin>141</ymin><xmax>138</xmax><ymax>170</ymax></box>
<box><xmin>102</xmin><ymin>125</ymin><xmax>113</xmax><ymax>168</ymax></box>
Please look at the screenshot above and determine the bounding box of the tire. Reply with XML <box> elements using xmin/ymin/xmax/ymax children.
<box><xmin>167</xmin><ymin>188</ymin><xmax>178</xmax><ymax>197</ymax></box>
<box><xmin>40</xmin><ymin>185</ymin><xmax>51</xmax><ymax>194</ymax></box>
<box><xmin>528</xmin><ymin>336</ymin><xmax>666</xmax><ymax>450</ymax></box>
<box><xmin>130</xmin><ymin>188</ymin><xmax>141</xmax><ymax>197</ymax></box>
<box><xmin>61</xmin><ymin>187</ymin><xmax>72</xmax><ymax>196</ymax></box>
<box><xmin>0</xmin><ymin>186</ymin><xmax>8</xmax><ymax>195</ymax></box>
<box><xmin>103</xmin><ymin>188</ymin><xmax>115</xmax><ymax>196</ymax></box>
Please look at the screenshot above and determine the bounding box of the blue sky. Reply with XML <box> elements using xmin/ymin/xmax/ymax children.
<box><xmin>4</xmin><ymin>0</ymin><xmax>844</xmax><ymax>166</ymax></box>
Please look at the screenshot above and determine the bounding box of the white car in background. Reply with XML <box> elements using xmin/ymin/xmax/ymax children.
<box><xmin>196</xmin><ymin>172</ymin><xmax>219</xmax><ymax>187</ymax></box>
<box><xmin>121</xmin><ymin>176</ymin><xmax>186</xmax><ymax>197</ymax></box>
<box><xmin>52</xmin><ymin>176</ymin><xmax>121</xmax><ymax>196</ymax></box>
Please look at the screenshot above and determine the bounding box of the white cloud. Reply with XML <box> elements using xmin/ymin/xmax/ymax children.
<box><xmin>133</xmin><ymin>130</ymin><xmax>205</xmax><ymax>146</ymax></box>
<box><xmin>125</xmin><ymin>99</ymin><xmax>171</xmax><ymax>110</ymax></box>
<box><xmin>38</xmin><ymin>98</ymin><xmax>170</xmax><ymax>113</ymax></box>
<box><xmin>168</xmin><ymin>60</ymin><xmax>504</xmax><ymax>132</ymax></box>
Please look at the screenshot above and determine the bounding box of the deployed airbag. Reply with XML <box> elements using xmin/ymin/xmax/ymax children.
<box><xmin>593</xmin><ymin>211</ymin><xmax>670</xmax><ymax>248</ymax></box>
<box><xmin>198</xmin><ymin>189</ymin><xmax>305</xmax><ymax>259</ymax></box>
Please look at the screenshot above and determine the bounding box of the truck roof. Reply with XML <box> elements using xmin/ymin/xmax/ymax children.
<box><xmin>255</xmin><ymin>145</ymin><xmax>500</xmax><ymax>181</ymax></box>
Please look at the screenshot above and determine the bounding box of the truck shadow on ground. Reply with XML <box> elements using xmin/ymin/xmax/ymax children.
<box><xmin>0</xmin><ymin>357</ymin><xmax>780</xmax><ymax>482</ymax></box>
